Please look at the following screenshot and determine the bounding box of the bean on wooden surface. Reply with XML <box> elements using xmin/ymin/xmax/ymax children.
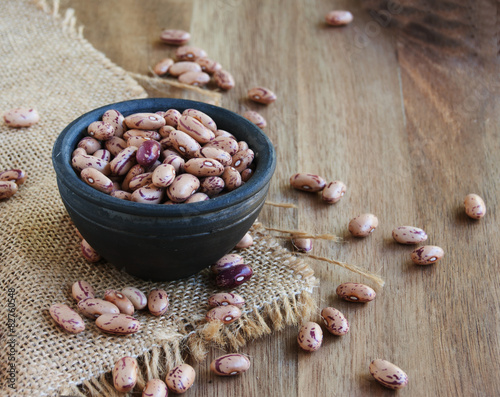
<box><xmin>410</xmin><ymin>245</ymin><xmax>444</xmax><ymax>265</ymax></box>
<box><xmin>369</xmin><ymin>359</ymin><xmax>409</xmax><ymax>390</ymax></box>
<box><xmin>336</xmin><ymin>282</ymin><xmax>376</xmax><ymax>303</ymax></box>
<box><xmin>113</xmin><ymin>356</ymin><xmax>138</xmax><ymax>393</ymax></box>
<box><xmin>178</xmin><ymin>71</ymin><xmax>210</xmax><ymax>86</ymax></box>
<box><xmin>77</xmin><ymin>298</ymin><xmax>120</xmax><ymax>319</ymax></box>
<box><xmin>148</xmin><ymin>288</ymin><xmax>169</xmax><ymax>316</ymax></box>
<box><xmin>81</xmin><ymin>239</ymin><xmax>101</xmax><ymax>262</ymax></box>
<box><xmin>320</xmin><ymin>307</ymin><xmax>349</xmax><ymax>336</ymax></box>
<box><xmin>292</xmin><ymin>238</ymin><xmax>313</xmax><ymax>253</ymax></box>
<box><xmin>168</xmin><ymin>61</ymin><xmax>202</xmax><ymax>76</ymax></box>
<box><xmin>210</xmin><ymin>353</ymin><xmax>251</xmax><ymax>376</ymax></box>
<box><xmin>49</xmin><ymin>303</ymin><xmax>85</xmax><ymax>334</ymax></box>
<box><xmin>3</xmin><ymin>107</ymin><xmax>40</xmax><ymax>127</ymax></box>
<box><xmin>247</xmin><ymin>87</ymin><xmax>277</xmax><ymax>104</ymax></box>
<box><xmin>242</xmin><ymin>110</ymin><xmax>266</xmax><ymax>128</ymax></box>
<box><xmin>175</xmin><ymin>45</ymin><xmax>207</xmax><ymax>61</ymax></box>
<box><xmin>195</xmin><ymin>57</ymin><xmax>222</xmax><ymax>74</ymax></box>
<box><xmin>211</xmin><ymin>253</ymin><xmax>245</xmax><ymax>274</ymax></box>
<box><xmin>214</xmin><ymin>69</ymin><xmax>235</xmax><ymax>90</ymax></box>
<box><xmin>160</xmin><ymin>29</ymin><xmax>190</xmax><ymax>45</ymax></box>
<box><xmin>215</xmin><ymin>264</ymin><xmax>253</xmax><ymax>288</ymax></box>
<box><xmin>348</xmin><ymin>213</ymin><xmax>379</xmax><ymax>237</ymax></box>
<box><xmin>142</xmin><ymin>378</ymin><xmax>168</xmax><ymax>397</ymax></box>
<box><xmin>464</xmin><ymin>193</ymin><xmax>486</xmax><ymax>219</ymax></box>
<box><xmin>392</xmin><ymin>226</ymin><xmax>428</xmax><ymax>244</ymax></box>
<box><xmin>153</xmin><ymin>57</ymin><xmax>175</xmax><ymax>76</ymax></box>
<box><xmin>322</xmin><ymin>180</ymin><xmax>346</xmax><ymax>203</ymax></box>
<box><xmin>121</xmin><ymin>287</ymin><xmax>148</xmax><ymax>310</ymax></box>
<box><xmin>325</xmin><ymin>10</ymin><xmax>354</xmax><ymax>26</ymax></box>
<box><xmin>95</xmin><ymin>313</ymin><xmax>141</xmax><ymax>335</ymax></box>
<box><xmin>208</xmin><ymin>292</ymin><xmax>245</xmax><ymax>308</ymax></box>
<box><xmin>206</xmin><ymin>305</ymin><xmax>242</xmax><ymax>324</ymax></box>
<box><xmin>235</xmin><ymin>232</ymin><xmax>253</xmax><ymax>249</ymax></box>
<box><xmin>104</xmin><ymin>289</ymin><xmax>135</xmax><ymax>315</ymax></box>
<box><xmin>71</xmin><ymin>280</ymin><xmax>95</xmax><ymax>302</ymax></box>
<box><xmin>290</xmin><ymin>173</ymin><xmax>326</xmax><ymax>192</ymax></box>
<box><xmin>297</xmin><ymin>322</ymin><xmax>323</xmax><ymax>352</ymax></box>
<box><xmin>165</xmin><ymin>363</ymin><xmax>195</xmax><ymax>394</ymax></box>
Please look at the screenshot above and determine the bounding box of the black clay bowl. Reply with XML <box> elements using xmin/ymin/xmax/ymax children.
<box><xmin>52</xmin><ymin>98</ymin><xmax>276</xmax><ymax>281</ymax></box>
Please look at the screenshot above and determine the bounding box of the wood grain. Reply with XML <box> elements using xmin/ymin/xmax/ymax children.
<box><xmin>60</xmin><ymin>0</ymin><xmax>500</xmax><ymax>395</ymax></box>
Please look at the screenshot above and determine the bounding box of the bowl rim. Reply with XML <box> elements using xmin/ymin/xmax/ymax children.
<box><xmin>52</xmin><ymin>98</ymin><xmax>276</xmax><ymax>217</ymax></box>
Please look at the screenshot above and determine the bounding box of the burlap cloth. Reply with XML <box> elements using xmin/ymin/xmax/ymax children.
<box><xmin>0</xmin><ymin>1</ymin><xmax>317</xmax><ymax>396</ymax></box>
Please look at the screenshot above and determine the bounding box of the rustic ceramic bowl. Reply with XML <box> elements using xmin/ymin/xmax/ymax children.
<box><xmin>52</xmin><ymin>98</ymin><xmax>276</xmax><ymax>281</ymax></box>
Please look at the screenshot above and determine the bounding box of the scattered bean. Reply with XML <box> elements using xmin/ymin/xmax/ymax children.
<box><xmin>113</xmin><ymin>357</ymin><xmax>138</xmax><ymax>392</ymax></box>
<box><xmin>210</xmin><ymin>353</ymin><xmax>251</xmax><ymax>376</ymax></box>
<box><xmin>95</xmin><ymin>313</ymin><xmax>141</xmax><ymax>335</ymax></box>
<box><xmin>168</xmin><ymin>61</ymin><xmax>202</xmax><ymax>76</ymax></box>
<box><xmin>208</xmin><ymin>292</ymin><xmax>245</xmax><ymax>308</ymax></box>
<box><xmin>71</xmin><ymin>280</ymin><xmax>95</xmax><ymax>302</ymax></box>
<box><xmin>247</xmin><ymin>87</ymin><xmax>277</xmax><ymax>104</ymax></box>
<box><xmin>369</xmin><ymin>359</ymin><xmax>408</xmax><ymax>390</ymax></box>
<box><xmin>392</xmin><ymin>226</ymin><xmax>428</xmax><ymax>244</ymax></box>
<box><xmin>235</xmin><ymin>232</ymin><xmax>253</xmax><ymax>249</ymax></box>
<box><xmin>81</xmin><ymin>239</ymin><xmax>101</xmax><ymax>262</ymax></box>
<box><xmin>290</xmin><ymin>173</ymin><xmax>326</xmax><ymax>192</ymax></box>
<box><xmin>3</xmin><ymin>107</ymin><xmax>40</xmax><ymax>127</ymax></box>
<box><xmin>292</xmin><ymin>238</ymin><xmax>313</xmax><ymax>253</ymax></box>
<box><xmin>49</xmin><ymin>303</ymin><xmax>85</xmax><ymax>334</ymax></box>
<box><xmin>336</xmin><ymin>282</ymin><xmax>376</xmax><ymax>303</ymax></box>
<box><xmin>179</xmin><ymin>71</ymin><xmax>211</xmax><ymax>86</ymax></box>
<box><xmin>410</xmin><ymin>245</ymin><xmax>444</xmax><ymax>265</ymax></box>
<box><xmin>104</xmin><ymin>289</ymin><xmax>135</xmax><ymax>315</ymax></box>
<box><xmin>214</xmin><ymin>69</ymin><xmax>235</xmax><ymax>90</ymax></box>
<box><xmin>0</xmin><ymin>169</ymin><xmax>27</xmax><ymax>185</ymax></box>
<box><xmin>160</xmin><ymin>29</ymin><xmax>191</xmax><ymax>45</ymax></box>
<box><xmin>121</xmin><ymin>287</ymin><xmax>148</xmax><ymax>310</ymax></box>
<box><xmin>77</xmin><ymin>298</ymin><xmax>120</xmax><ymax>319</ymax></box>
<box><xmin>206</xmin><ymin>305</ymin><xmax>242</xmax><ymax>324</ymax></box>
<box><xmin>325</xmin><ymin>10</ymin><xmax>354</xmax><ymax>26</ymax></box>
<box><xmin>176</xmin><ymin>45</ymin><xmax>207</xmax><ymax>61</ymax></box>
<box><xmin>142</xmin><ymin>379</ymin><xmax>168</xmax><ymax>397</ymax></box>
<box><xmin>148</xmin><ymin>288</ymin><xmax>169</xmax><ymax>316</ymax></box>
<box><xmin>211</xmin><ymin>253</ymin><xmax>245</xmax><ymax>274</ymax></box>
<box><xmin>242</xmin><ymin>110</ymin><xmax>266</xmax><ymax>128</ymax></box>
<box><xmin>348</xmin><ymin>213</ymin><xmax>378</xmax><ymax>237</ymax></box>
<box><xmin>464</xmin><ymin>193</ymin><xmax>486</xmax><ymax>219</ymax></box>
<box><xmin>297</xmin><ymin>322</ymin><xmax>323</xmax><ymax>352</ymax></box>
<box><xmin>322</xmin><ymin>181</ymin><xmax>346</xmax><ymax>203</ymax></box>
<box><xmin>0</xmin><ymin>181</ymin><xmax>18</xmax><ymax>200</ymax></box>
<box><xmin>165</xmin><ymin>363</ymin><xmax>195</xmax><ymax>394</ymax></box>
<box><xmin>195</xmin><ymin>57</ymin><xmax>222</xmax><ymax>74</ymax></box>
<box><xmin>320</xmin><ymin>307</ymin><xmax>349</xmax><ymax>336</ymax></box>
<box><xmin>153</xmin><ymin>58</ymin><xmax>175</xmax><ymax>76</ymax></box>
<box><xmin>215</xmin><ymin>264</ymin><xmax>253</xmax><ymax>288</ymax></box>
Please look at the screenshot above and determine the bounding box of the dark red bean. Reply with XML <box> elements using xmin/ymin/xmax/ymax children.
<box><xmin>216</xmin><ymin>264</ymin><xmax>253</xmax><ymax>288</ymax></box>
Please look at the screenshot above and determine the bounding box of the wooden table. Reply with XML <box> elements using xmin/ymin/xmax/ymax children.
<box><xmin>60</xmin><ymin>0</ymin><xmax>500</xmax><ymax>395</ymax></box>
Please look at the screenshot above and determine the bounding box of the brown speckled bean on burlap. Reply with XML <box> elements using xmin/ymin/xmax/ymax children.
<box><xmin>0</xmin><ymin>1</ymin><xmax>317</xmax><ymax>396</ymax></box>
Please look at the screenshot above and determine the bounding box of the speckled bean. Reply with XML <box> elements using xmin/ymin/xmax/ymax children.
<box><xmin>247</xmin><ymin>87</ymin><xmax>277</xmax><ymax>104</ymax></box>
<box><xmin>179</xmin><ymin>71</ymin><xmax>211</xmax><ymax>86</ymax></box>
<box><xmin>290</xmin><ymin>173</ymin><xmax>326</xmax><ymax>192</ymax></box>
<box><xmin>148</xmin><ymin>288</ymin><xmax>169</xmax><ymax>316</ymax></box>
<box><xmin>87</xmin><ymin>121</ymin><xmax>115</xmax><ymax>141</ymax></box>
<box><xmin>195</xmin><ymin>57</ymin><xmax>222</xmax><ymax>74</ymax></box>
<box><xmin>109</xmin><ymin>146</ymin><xmax>138</xmax><ymax>176</ymax></box>
<box><xmin>200</xmin><ymin>146</ymin><xmax>232</xmax><ymax>166</ymax></box>
<box><xmin>322</xmin><ymin>181</ymin><xmax>346</xmax><ymax>203</ymax></box>
<box><xmin>127</xmin><ymin>135</ymin><xmax>152</xmax><ymax>148</ymax></box>
<box><xmin>3</xmin><ymin>107</ymin><xmax>40</xmax><ymax>127</ymax></box>
<box><xmin>81</xmin><ymin>239</ymin><xmax>101</xmax><ymax>262</ymax></box>
<box><xmin>123</xmin><ymin>129</ymin><xmax>161</xmax><ymax>141</ymax></box>
<box><xmin>163</xmin><ymin>154</ymin><xmax>185</xmax><ymax>174</ymax></box>
<box><xmin>392</xmin><ymin>226</ymin><xmax>428</xmax><ymax>244</ymax></box>
<box><xmin>152</xmin><ymin>164</ymin><xmax>176</xmax><ymax>187</ymax></box>
<box><xmin>175</xmin><ymin>45</ymin><xmax>207</xmax><ymax>61</ymax></box>
<box><xmin>241</xmin><ymin>168</ymin><xmax>254</xmax><ymax>182</ymax></box>
<box><xmin>159</xmin><ymin>125</ymin><xmax>175</xmax><ymax>139</ymax></box>
<box><xmin>49</xmin><ymin>303</ymin><xmax>85</xmax><ymax>334</ymax></box>
<box><xmin>77</xmin><ymin>298</ymin><xmax>120</xmax><ymax>319</ymax></box>
<box><xmin>178</xmin><ymin>115</ymin><xmax>215</xmax><ymax>144</ymax></box>
<box><xmin>199</xmin><ymin>176</ymin><xmax>225</xmax><ymax>197</ymax></box>
<box><xmin>325</xmin><ymin>10</ymin><xmax>353</xmax><ymax>26</ymax></box>
<box><xmin>72</xmin><ymin>154</ymin><xmax>111</xmax><ymax>175</ymax></box>
<box><xmin>235</xmin><ymin>232</ymin><xmax>253</xmax><ymax>249</ymax></box>
<box><xmin>81</xmin><ymin>168</ymin><xmax>114</xmax><ymax>194</ymax></box>
<box><xmin>71</xmin><ymin>280</ymin><xmax>95</xmax><ymax>302</ymax></box>
<box><xmin>164</xmin><ymin>109</ymin><xmax>181</xmax><ymax>127</ymax></box>
<box><xmin>204</xmin><ymin>136</ymin><xmax>239</xmax><ymax>155</ymax></box>
<box><xmin>128</xmin><ymin>172</ymin><xmax>153</xmax><ymax>191</ymax></box>
<box><xmin>77</xmin><ymin>136</ymin><xmax>102</xmax><ymax>154</ymax></box>
<box><xmin>122</xmin><ymin>164</ymin><xmax>145</xmax><ymax>191</ymax></box>
<box><xmin>211</xmin><ymin>253</ymin><xmax>245</xmax><ymax>274</ymax></box>
<box><xmin>336</xmin><ymin>282</ymin><xmax>376</xmax><ymax>303</ymax></box>
<box><xmin>170</xmin><ymin>130</ymin><xmax>202</xmax><ymax>158</ymax></box>
<box><xmin>184</xmin><ymin>192</ymin><xmax>209</xmax><ymax>203</ymax></box>
<box><xmin>93</xmin><ymin>149</ymin><xmax>111</xmax><ymax>162</ymax></box>
<box><xmin>0</xmin><ymin>169</ymin><xmax>27</xmax><ymax>185</ymax></box>
<box><xmin>208</xmin><ymin>292</ymin><xmax>245</xmax><ymax>308</ymax></box>
<box><xmin>215</xmin><ymin>264</ymin><xmax>253</xmax><ymax>288</ymax></box>
<box><xmin>221</xmin><ymin>166</ymin><xmax>242</xmax><ymax>191</ymax></box>
<box><xmin>165</xmin><ymin>363</ymin><xmax>195</xmax><ymax>394</ymax></box>
<box><xmin>369</xmin><ymin>359</ymin><xmax>408</xmax><ymax>390</ymax></box>
<box><xmin>113</xmin><ymin>357</ymin><xmax>138</xmax><ymax>392</ymax></box>
<box><xmin>168</xmin><ymin>61</ymin><xmax>202</xmax><ymax>76</ymax></box>
<box><xmin>348</xmin><ymin>213</ymin><xmax>379</xmax><ymax>237</ymax></box>
<box><xmin>95</xmin><ymin>313</ymin><xmax>141</xmax><ymax>335</ymax></box>
<box><xmin>242</xmin><ymin>110</ymin><xmax>266</xmax><ymax>128</ymax></box>
<box><xmin>124</xmin><ymin>113</ymin><xmax>166</xmax><ymax>130</ymax></box>
<box><xmin>410</xmin><ymin>245</ymin><xmax>444</xmax><ymax>265</ymax></box>
<box><xmin>0</xmin><ymin>181</ymin><xmax>18</xmax><ymax>199</ymax></box>
<box><xmin>111</xmin><ymin>190</ymin><xmax>132</xmax><ymax>200</ymax></box>
<box><xmin>214</xmin><ymin>69</ymin><xmax>235</xmax><ymax>90</ymax></box>
<box><xmin>121</xmin><ymin>287</ymin><xmax>148</xmax><ymax>310</ymax></box>
<box><xmin>297</xmin><ymin>322</ymin><xmax>323</xmax><ymax>352</ymax></box>
<box><xmin>210</xmin><ymin>354</ymin><xmax>250</xmax><ymax>376</ymax></box>
<box><xmin>105</xmin><ymin>136</ymin><xmax>127</xmax><ymax>157</ymax></box>
<box><xmin>185</xmin><ymin>158</ymin><xmax>224</xmax><ymax>177</ymax></box>
<box><xmin>153</xmin><ymin>57</ymin><xmax>175</xmax><ymax>76</ymax></box>
<box><xmin>102</xmin><ymin>109</ymin><xmax>126</xmax><ymax>138</ymax></box>
<box><xmin>182</xmin><ymin>108</ymin><xmax>217</xmax><ymax>132</ymax></box>
<box><xmin>214</xmin><ymin>129</ymin><xmax>236</xmax><ymax>139</ymax></box>
<box><xmin>136</xmin><ymin>140</ymin><xmax>161</xmax><ymax>168</ymax></box>
<box><xmin>320</xmin><ymin>307</ymin><xmax>349</xmax><ymax>336</ymax></box>
<box><xmin>131</xmin><ymin>184</ymin><xmax>165</xmax><ymax>204</ymax></box>
<box><xmin>206</xmin><ymin>305</ymin><xmax>242</xmax><ymax>324</ymax></box>
<box><xmin>142</xmin><ymin>379</ymin><xmax>168</xmax><ymax>397</ymax></box>
<box><xmin>104</xmin><ymin>290</ymin><xmax>135</xmax><ymax>315</ymax></box>
<box><xmin>292</xmin><ymin>238</ymin><xmax>313</xmax><ymax>253</ymax></box>
<box><xmin>167</xmin><ymin>174</ymin><xmax>200</xmax><ymax>202</ymax></box>
<box><xmin>464</xmin><ymin>193</ymin><xmax>486</xmax><ymax>219</ymax></box>
<box><xmin>232</xmin><ymin>149</ymin><xmax>254</xmax><ymax>173</ymax></box>
<box><xmin>160</xmin><ymin>29</ymin><xmax>191</xmax><ymax>45</ymax></box>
